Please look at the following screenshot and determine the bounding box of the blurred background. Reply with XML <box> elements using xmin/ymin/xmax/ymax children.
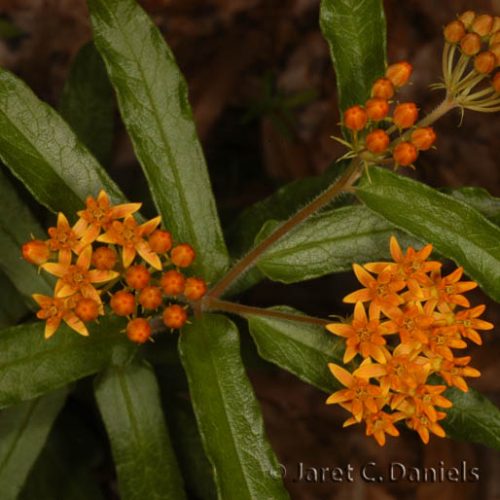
<box><xmin>1</xmin><ymin>0</ymin><xmax>499</xmax><ymax>498</ymax></box>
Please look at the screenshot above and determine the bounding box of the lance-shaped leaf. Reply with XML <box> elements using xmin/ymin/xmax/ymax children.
<box><xmin>60</xmin><ymin>42</ymin><xmax>114</xmax><ymax>165</ymax></box>
<box><xmin>447</xmin><ymin>187</ymin><xmax>500</xmax><ymax>226</ymax></box>
<box><xmin>0</xmin><ymin>169</ymin><xmax>52</xmax><ymax>301</ymax></box>
<box><xmin>179</xmin><ymin>314</ymin><xmax>289</xmax><ymax>500</ymax></box>
<box><xmin>94</xmin><ymin>360</ymin><xmax>186</xmax><ymax>500</ymax></box>
<box><xmin>0</xmin><ymin>316</ymin><xmax>129</xmax><ymax>408</ymax></box>
<box><xmin>0</xmin><ymin>68</ymin><xmax>126</xmax><ymax>214</ymax></box>
<box><xmin>0</xmin><ymin>388</ymin><xmax>67</xmax><ymax>500</ymax></box>
<box><xmin>444</xmin><ymin>387</ymin><xmax>500</xmax><ymax>451</ymax></box>
<box><xmin>88</xmin><ymin>0</ymin><xmax>229</xmax><ymax>282</ymax></box>
<box><xmin>256</xmin><ymin>206</ymin><xmax>418</xmax><ymax>284</ymax></box>
<box><xmin>247</xmin><ymin>306</ymin><xmax>342</xmax><ymax>392</ymax></box>
<box><xmin>320</xmin><ymin>0</ymin><xmax>386</xmax><ymax>111</ymax></box>
<box><xmin>356</xmin><ymin>168</ymin><xmax>500</xmax><ymax>302</ymax></box>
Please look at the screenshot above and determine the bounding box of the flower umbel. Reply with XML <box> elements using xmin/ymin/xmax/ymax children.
<box><xmin>325</xmin><ymin>235</ymin><xmax>492</xmax><ymax>446</ymax></box>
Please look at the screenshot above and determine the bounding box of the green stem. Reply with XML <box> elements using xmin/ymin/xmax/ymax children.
<box><xmin>205</xmin><ymin>297</ymin><xmax>329</xmax><ymax>326</ymax></box>
<box><xmin>206</xmin><ymin>158</ymin><xmax>363</xmax><ymax>299</ymax></box>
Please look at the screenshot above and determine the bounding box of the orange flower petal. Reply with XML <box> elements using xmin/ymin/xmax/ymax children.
<box><xmin>343</xmin><ymin>289</ymin><xmax>372</xmax><ymax>303</ymax></box>
<box><xmin>140</xmin><ymin>216</ymin><xmax>162</xmax><ymax>236</ymax></box>
<box><xmin>389</xmin><ymin>236</ymin><xmax>403</xmax><ymax>261</ymax></box>
<box><xmin>110</xmin><ymin>202</ymin><xmax>142</xmax><ymax>219</ymax></box>
<box><xmin>122</xmin><ymin>246</ymin><xmax>136</xmax><ymax>268</ymax></box>
<box><xmin>136</xmin><ymin>240</ymin><xmax>162</xmax><ymax>270</ymax></box>
<box><xmin>328</xmin><ymin>363</ymin><xmax>354</xmax><ymax>388</ymax></box>
<box><xmin>326</xmin><ymin>323</ymin><xmax>354</xmax><ymax>337</ymax></box>
<box><xmin>88</xmin><ymin>269</ymin><xmax>119</xmax><ymax>283</ymax></box>
<box><xmin>64</xmin><ymin>313</ymin><xmax>89</xmax><ymax>337</ymax></box>
<box><xmin>44</xmin><ymin>318</ymin><xmax>61</xmax><ymax>339</ymax></box>
<box><xmin>42</xmin><ymin>262</ymin><xmax>69</xmax><ymax>278</ymax></box>
<box><xmin>352</xmin><ymin>264</ymin><xmax>375</xmax><ymax>288</ymax></box>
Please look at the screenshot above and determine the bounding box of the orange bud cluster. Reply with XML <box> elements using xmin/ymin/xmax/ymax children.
<box><xmin>443</xmin><ymin>12</ymin><xmax>500</xmax><ymax>97</ymax></box>
<box><xmin>340</xmin><ymin>61</ymin><xmax>437</xmax><ymax>170</ymax></box>
<box><xmin>22</xmin><ymin>190</ymin><xmax>207</xmax><ymax>342</ymax></box>
<box><xmin>326</xmin><ymin>236</ymin><xmax>493</xmax><ymax>446</ymax></box>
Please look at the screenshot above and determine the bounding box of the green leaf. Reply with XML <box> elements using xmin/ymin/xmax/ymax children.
<box><xmin>0</xmin><ymin>388</ymin><xmax>67</xmax><ymax>500</ymax></box>
<box><xmin>444</xmin><ymin>387</ymin><xmax>500</xmax><ymax>451</ymax></box>
<box><xmin>0</xmin><ymin>316</ymin><xmax>130</xmax><ymax>408</ymax></box>
<box><xmin>256</xmin><ymin>206</ymin><xmax>418</xmax><ymax>284</ymax></box>
<box><xmin>0</xmin><ymin>273</ymin><xmax>29</xmax><ymax>327</ymax></box>
<box><xmin>248</xmin><ymin>307</ymin><xmax>342</xmax><ymax>392</ymax></box>
<box><xmin>179</xmin><ymin>314</ymin><xmax>289</xmax><ymax>500</ymax></box>
<box><xmin>60</xmin><ymin>42</ymin><xmax>114</xmax><ymax>165</ymax></box>
<box><xmin>0</xmin><ymin>68</ymin><xmax>126</xmax><ymax>214</ymax></box>
<box><xmin>356</xmin><ymin>168</ymin><xmax>500</xmax><ymax>302</ymax></box>
<box><xmin>447</xmin><ymin>187</ymin><xmax>500</xmax><ymax>226</ymax></box>
<box><xmin>20</xmin><ymin>407</ymin><xmax>105</xmax><ymax>500</ymax></box>
<box><xmin>0</xmin><ymin>169</ymin><xmax>53</xmax><ymax>302</ymax></box>
<box><xmin>94</xmin><ymin>359</ymin><xmax>186</xmax><ymax>500</ymax></box>
<box><xmin>320</xmin><ymin>0</ymin><xmax>386</xmax><ymax>111</ymax></box>
<box><xmin>88</xmin><ymin>0</ymin><xmax>229</xmax><ymax>282</ymax></box>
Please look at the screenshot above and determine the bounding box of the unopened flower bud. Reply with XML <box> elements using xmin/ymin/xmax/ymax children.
<box><xmin>343</xmin><ymin>105</ymin><xmax>368</xmax><ymax>131</ymax></box>
<box><xmin>474</xmin><ymin>51</ymin><xmax>497</xmax><ymax>74</ymax></box>
<box><xmin>410</xmin><ymin>127</ymin><xmax>436</xmax><ymax>151</ymax></box>
<box><xmin>365</xmin><ymin>129</ymin><xmax>390</xmax><ymax>154</ymax></box>
<box><xmin>125</xmin><ymin>264</ymin><xmax>151</xmax><ymax>290</ymax></box>
<box><xmin>171</xmin><ymin>243</ymin><xmax>196</xmax><ymax>268</ymax></box>
<box><xmin>460</xmin><ymin>33</ymin><xmax>482</xmax><ymax>56</ymax></box>
<box><xmin>492</xmin><ymin>72</ymin><xmax>500</xmax><ymax>93</ymax></box>
<box><xmin>444</xmin><ymin>20</ymin><xmax>466</xmax><ymax>43</ymax></box>
<box><xmin>365</xmin><ymin>98</ymin><xmax>389</xmax><ymax>120</ymax></box>
<box><xmin>75</xmin><ymin>298</ymin><xmax>100</xmax><ymax>322</ymax></box>
<box><xmin>492</xmin><ymin>17</ymin><xmax>500</xmax><ymax>33</ymax></box>
<box><xmin>126</xmin><ymin>318</ymin><xmax>151</xmax><ymax>344</ymax></box>
<box><xmin>184</xmin><ymin>277</ymin><xmax>208</xmax><ymax>301</ymax></box>
<box><xmin>91</xmin><ymin>246</ymin><xmax>117</xmax><ymax>270</ymax></box>
<box><xmin>385</xmin><ymin>61</ymin><xmax>412</xmax><ymax>87</ymax></box>
<box><xmin>393</xmin><ymin>142</ymin><xmax>418</xmax><ymax>167</ymax></box>
<box><xmin>471</xmin><ymin>14</ymin><xmax>494</xmax><ymax>37</ymax></box>
<box><xmin>393</xmin><ymin>102</ymin><xmax>419</xmax><ymax>129</ymax></box>
<box><xmin>138</xmin><ymin>286</ymin><xmax>163</xmax><ymax>310</ymax></box>
<box><xmin>22</xmin><ymin>239</ymin><xmax>50</xmax><ymax>265</ymax></box>
<box><xmin>148</xmin><ymin>230</ymin><xmax>172</xmax><ymax>253</ymax></box>
<box><xmin>490</xmin><ymin>31</ymin><xmax>500</xmax><ymax>47</ymax></box>
<box><xmin>110</xmin><ymin>290</ymin><xmax>136</xmax><ymax>316</ymax></box>
<box><xmin>371</xmin><ymin>78</ymin><xmax>395</xmax><ymax>99</ymax></box>
<box><xmin>488</xmin><ymin>44</ymin><xmax>500</xmax><ymax>64</ymax></box>
<box><xmin>162</xmin><ymin>304</ymin><xmax>187</xmax><ymax>329</ymax></box>
<box><xmin>459</xmin><ymin>11</ymin><xmax>476</xmax><ymax>29</ymax></box>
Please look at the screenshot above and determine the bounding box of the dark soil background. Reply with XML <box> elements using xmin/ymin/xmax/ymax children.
<box><xmin>1</xmin><ymin>1</ymin><xmax>499</xmax><ymax>499</ymax></box>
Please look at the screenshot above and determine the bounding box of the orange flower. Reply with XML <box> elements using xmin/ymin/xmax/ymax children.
<box><xmin>42</xmin><ymin>246</ymin><xmax>119</xmax><ymax>307</ymax></box>
<box><xmin>423</xmin><ymin>326</ymin><xmax>467</xmax><ymax>361</ymax></box>
<box><xmin>363</xmin><ymin>409</ymin><xmax>404</xmax><ymax>446</ymax></box>
<box><xmin>343</xmin><ymin>264</ymin><xmax>405</xmax><ymax>316</ymax></box>
<box><xmin>326</xmin><ymin>362</ymin><xmax>385</xmax><ymax>422</ymax></box>
<box><xmin>327</xmin><ymin>302</ymin><xmax>397</xmax><ymax>363</ymax></box>
<box><xmin>33</xmin><ymin>294</ymin><xmax>89</xmax><ymax>338</ymax></box>
<box><xmin>438</xmin><ymin>356</ymin><xmax>481</xmax><ymax>392</ymax></box>
<box><xmin>405</xmin><ymin>409</ymin><xmax>447</xmax><ymax>444</ymax></box>
<box><xmin>427</xmin><ymin>267</ymin><xmax>478</xmax><ymax>310</ymax></box>
<box><xmin>74</xmin><ymin>190</ymin><xmax>141</xmax><ymax>248</ymax></box>
<box><xmin>365</xmin><ymin>236</ymin><xmax>441</xmax><ymax>287</ymax></box>
<box><xmin>47</xmin><ymin>213</ymin><xmax>81</xmax><ymax>265</ymax></box>
<box><xmin>453</xmin><ymin>305</ymin><xmax>494</xmax><ymax>345</ymax></box>
<box><xmin>97</xmin><ymin>215</ymin><xmax>162</xmax><ymax>269</ymax></box>
<box><xmin>384</xmin><ymin>303</ymin><xmax>434</xmax><ymax>347</ymax></box>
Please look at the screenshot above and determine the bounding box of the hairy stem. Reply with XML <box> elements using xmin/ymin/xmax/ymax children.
<box><xmin>205</xmin><ymin>297</ymin><xmax>329</xmax><ymax>326</ymax></box>
<box><xmin>207</xmin><ymin>158</ymin><xmax>363</xmax><ymax>298</ymax></box>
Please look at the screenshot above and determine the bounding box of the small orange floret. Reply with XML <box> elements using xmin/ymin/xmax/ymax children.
<box><xmin>490</xmin><ymin>43</ymin><xmax>500</xmax><ymax>62</ymax></box>
<box><xmin>491</xmin><ymin>31</ymin><xmax>500</xmax><ymax>47</ymax></box>
<box><xmin>471</xmin><ymin>14</ymin><xmax>494</xmax><ymax>37</ymax></box>
<box><xmin>125</xmin><ymin>264</ymin><xmax>151</xmax><ymax>290</ymax></box>
<box><xmin>110</xmin><ymin>290</ymin><xmax>136</xmax><ymax>316</ymax></box>
<box><xmin>460</xmin><ymin>33</ymin><xmax>481</xmax><ymax>56</ymax></box>
<box><xmin>493</xmin><ymin>72</ymin><xmax>500</xmax><ymax>93</ymax></box>
<box><xmin>22</xmin><ymin>239</ymin><xmax>50</xmax><ymax>265</ymax></box>
<box><xmin>148</xmin><ymin>229</ymin><xmax>172</xmax><ymax>254</ymax></box>
<box><xmin>126</xmin><ymin>318</ymin><xmax>151</xmax><ymax>344</ymax></box>
<box><xmin>385</xmin><ymin>61</ymin><xmax>412</xmax><ymax>87</ymax></box>
<box><xmin>171</xmin><ymin>244</ymin><xmax>196</xmax><ymax>268</ymax></box>
<box><xmin>184</xmin><ymin>277</ymin><xmax>207</xmax><ymax>301</ymax></box>
<box><xmin>365</xmin><ymin>129</ymin><xmax>390</xmax><ymax>154</ymax></box>
<box><xmin>162</xmin><ymin>304</ymin><xmax>188</xmax><ymax>329</ymax></box>
<box><xmin>393</xmin><ymin>102</ymin><xmax>418</xmax><ymax>129</ymax></box>
<box><xmin>91</xmin><ymin>246</ymin><xmax>117</xmax><ymax>270</ymax></box>
<box><xmin>411</xmin><ymin>127</ymin><xmax>437</xmax><ymax>151</ymax></box>
<box><xmin>75</xmin><ymin>298</ymin><xmax>99</xmax><ymax>322</ymax></box>
<box><xmin>365</xmin><ymin>98</ymin><xmax>389</xmax><ymax>121</ymax></box>
<box><xmin>138</xmin><ymin>286</ymin><xmax>163</xmax><ymax>310</ymax></box>
<box><xmin>393</xmin><ymin>142</ymin><xmax>418</xmax><ymax>167</ymax></box>
<box><xmin>444</xmin><ymin>20</ymin><xmax>466</xmax><ymax>43</ymax></box>
<box><xmin>474</xmin><ymin>51</ymin><xmax>497</xmax><ymax>74</ymax></box>
<box><xmin>371</xmin><ymin>78</ymin><xmax>394</xmax><ymax>100</ymax></box>
<box><xmin>343</xmin><ymin>105</ymin><xmax>368</xmax><ymax>131</ymax></box>
<box><xmin>160</xmin><ymin>269</ymin><xmax>185</xmax><ymax>295</ymax></box>
<box><xmin>459</xmin><ymin>11</ymin><xmax>475</xmax><ymax>28</ymax></box>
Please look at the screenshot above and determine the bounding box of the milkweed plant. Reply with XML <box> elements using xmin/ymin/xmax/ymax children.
<box><xmin>0</xmin><ymin>1</ymin><xmax>499</xmax><ymax>499</ymax></box>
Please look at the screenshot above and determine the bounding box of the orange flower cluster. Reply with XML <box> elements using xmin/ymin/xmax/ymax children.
<box><xmin>441</xmin><ymin>12</ymin><xmax>500</xmax><ymax>110</ymax></box>
<box><xmin>326</xmin><ymin>236</ymin><xmax>493</xmax><ymax>446</ymax></box>
<box><xmin>342</xmin><ymin>62</ymin><xmax>436</xmax><ymax>169</ymax></box>
<box><xmin>22</xmin><ymin>191</ymin><xmax>207</xmax><ymax>342</ymax></box>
